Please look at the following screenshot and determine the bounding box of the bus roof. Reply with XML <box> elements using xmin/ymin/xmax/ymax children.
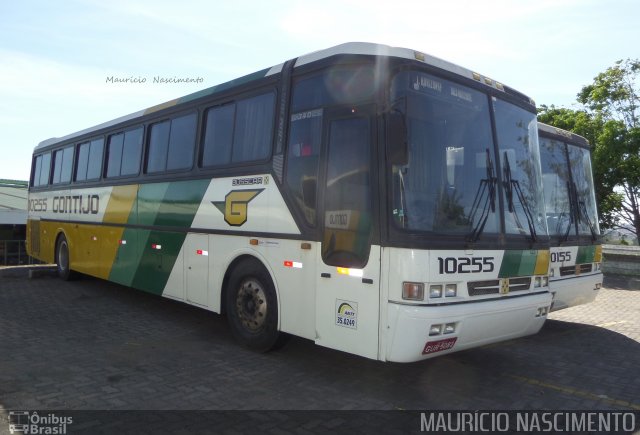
<box><xmin>35</xmin><ymin>42</ymin><xmax>530</xmax><ymax>152</ymax></box>
<box><xmin>538</xmin><ymin>122</ymin><xmax>590</xmax><ymax>149</ymax></box>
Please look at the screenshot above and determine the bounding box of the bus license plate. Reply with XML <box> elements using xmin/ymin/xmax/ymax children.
<box><xmin>422</xmin><ymin>337</ymin><xmax>457</xmax><ymax>355</ymax></box>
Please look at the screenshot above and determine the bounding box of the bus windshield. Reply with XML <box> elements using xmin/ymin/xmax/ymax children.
<box><xmin>539</xmin><ymin>137</ymin><xmax>600</xmax><ymax>239</ymax></box>
<box><xmin>539</xmin><ymin>137</ymin><xmax>573</xmax><ymax>236</ymax></box>
<box><xmin>567</xmin><ymin>144</ymin><xmax>600</xmax><ymax>237</ymax></box>
<box><xmin>389</xmin><ymin>70</ymin><xmax>547</xmax><ymax>241</ymax></box>
<box><xmin>493</xmin><ymin>99</ymin><xmax>547</xmax><ymax>239</ymax></box>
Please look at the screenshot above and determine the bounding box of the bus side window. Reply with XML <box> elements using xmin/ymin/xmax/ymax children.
<box><xmin>232</xmin><ymin>92</ymin><xmax>275</xmax><ymax>163</ymax></box>
<box><xmin>147</xmin><ymin>113</ymin><xmax>196</xmax><ymax>173</ymax></box>
<box><xmin>121</xmin><ymin>128</ymin><xmax>143</xmax><ymax>176</ymax></box>
<box><xmin>52</xmin><ymin>146</ymin><xmax>73</xmax><ymax>184</ymax></box>
<box><xmin>31</xmin><ymin>155</ymin><xmax>42</xmax><ymax>187</ymax></box>
<box><xmin>39</xmin><ymin>152</ymin><xmax>51</xmax><ymax>186</ymax></box>
<box><xmin>285</xmin><ymin>110</ymin><xmax>322</xmax><ymax>226</ymax></box>
<box><xmin>106</xmin><ymin>133</ymin><xmax>124</xmax><ymax>178</ymax></box>
<box><xmin>201</xmin><ymin>92</ymin><xmax>275</xmax><ymax>167</ymax></box>
<box><xmin>201</xmin><ymin>104</ymin><xmax>235</xmax><ymax>167</ymax></box>
<box><xmin>106</xmin><ymin>127</ymin><xmax>142</xmax><ymax>178</ymax></box>
<box><xmin>75</xmin><ymin>138</ymin><xmax>104</xmax><ymax>182</ymax></box>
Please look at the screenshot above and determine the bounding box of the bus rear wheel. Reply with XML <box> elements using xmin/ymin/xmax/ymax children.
<box><xmin>225</xmin><ymin>259</ymin><xmax>281</xmax><ymax>352</ymax></box>
<box><xmin>56</xmin><ymin>235</ymin><xmax>75</xmax><ymax>281</ymax></box>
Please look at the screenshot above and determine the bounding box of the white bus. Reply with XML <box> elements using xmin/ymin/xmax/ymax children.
<box><xmin>538</xmin><ymin>123</ymin><xmax>602</xmax><ymax>311</ymax></box>
<box><xmin>27</xmin><ymin>43</ymin><xmax>552</xmax><ymax>362</ymax></box>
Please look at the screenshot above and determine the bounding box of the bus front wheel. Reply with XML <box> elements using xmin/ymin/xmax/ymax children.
<box><xmin>225</xmin><ymin>259</ymin><xmax>281</xmax><ymax>352</ymax></box>
<box><xmin>55</xmin><ymin>235</ymin><xmax>75</xmax><ymax>281</ymax></box>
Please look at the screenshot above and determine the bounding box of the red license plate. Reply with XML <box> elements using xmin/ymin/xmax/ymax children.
<box><xmin>422</xmin><ymin>337</ymin><xmax>457</xmax><ymax>355</ymax></box>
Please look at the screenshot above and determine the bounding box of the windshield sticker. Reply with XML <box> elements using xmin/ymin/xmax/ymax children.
<box><xmin>413</xmin><ymin>75</ymin><xmax>443</xmax><ymax>93</ymax></box>
<box><xmin>325</xmin><ymin>210</ymin><xmax>353</xmax><ymax>230</ymax></box>
<box><xmin>291</xmin><ymin>109</ymin><xmax>323</xmax><ymax>122</ymax></box>
<box><xmin>451</xmin><ymin>86</ymin><xmax>473</xmax><ymax>102</ymax></box>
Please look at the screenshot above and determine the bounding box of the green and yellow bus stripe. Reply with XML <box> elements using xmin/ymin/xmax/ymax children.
<box><xmin>498</xmin><ymin>250</ymin><xmax>549</xmax><ymax>278</ymax></box>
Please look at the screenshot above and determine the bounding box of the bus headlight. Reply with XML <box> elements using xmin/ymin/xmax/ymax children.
<box><xmin>429</xmin><ymin>285</ymin><xmax>443</xmax><ymax>298</ymax></box>
<box><xmin>534</xmin><ymin>277</ymin><xmax>542</xmax><ymax>288</ymax></box>
<box><xmin>445</xmin><ymin>284</ymin><xmax>457</xmax><ymax>297</ymax></box>
<box><xmin>402</xmin><ymin>282</ymin><xmax>424</xmax><ymax>301</ymax></box>
<box><xmin>542</xmin><ymin>276</ymin><xmax>549</xmax><ymax>287</ymax></box>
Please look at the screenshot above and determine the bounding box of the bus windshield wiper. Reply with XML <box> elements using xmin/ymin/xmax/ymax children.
<box><xmin>576</xmin><ymin>185</ymin><xmax>598</xmax><ymax>242</ymax></box>
<box><xmin>578</xmin><ymin>200</ymin><xmax>598</xmax><ymax>242</ymax></box>
<box><xmin>559</xmin><ymin>181</ymin><xmax>576</xmax><ymax>243</ymax></box>
<box><xmin>502</xmin><ymin>151</ymin><xmax>537</xmax><ymax>243</ymax></box>
<box><xmin>467</xmin><ymin>149</ymin><xmax>496</xmax><ymax>242</ymax></box>
<box><xmin>397</xmin><ymin>167</ymin><xmax>408</xmax><ymax>228</ymax></box>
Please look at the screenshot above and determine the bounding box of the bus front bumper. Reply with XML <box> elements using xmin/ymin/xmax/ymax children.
<box><xmin>385</xmin><ymin>292</ymin><xmax>552</xmax><ymax>362</ymax></box>
<box><xmin>549</xmin><ymin>272</ymin><xmax>602</xmax><ymax>312</ymax></box>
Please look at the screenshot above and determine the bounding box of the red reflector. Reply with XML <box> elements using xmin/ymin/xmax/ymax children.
<box><xmin>422</xmin><ymin>337</ymin><xmax>457</xmax><ymax>355</ymax></box>
<box><xmin>197</xmin><ymin>250</ymin><xmax>203</xmax><ymax>255</ymax></box>
<box><xmin>284</xmin><ymin>260</ymin><xmax>293</xmax><ymax>267</ymax></box>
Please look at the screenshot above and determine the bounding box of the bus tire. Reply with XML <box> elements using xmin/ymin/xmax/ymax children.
<box><xmin>55</xmin><ymin>234</ymin><xmax>76</xmax><ymax>281</ymax></box>
<box><xmin>225</xmin><ymin>259</ymin><xmax>281</xmax><ymax>352</ymax></box>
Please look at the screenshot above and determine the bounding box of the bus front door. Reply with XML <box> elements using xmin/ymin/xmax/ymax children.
<box><xmin>314</xmin><ymin>108</ymin><xmax>381</xmax><ymax>360</ymax></box>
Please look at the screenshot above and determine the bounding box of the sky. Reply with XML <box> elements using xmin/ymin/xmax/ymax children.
<box><xmin>1</xmin><ymin>0</ymin><xmax>639</xmax><ymax>181</ymax></box>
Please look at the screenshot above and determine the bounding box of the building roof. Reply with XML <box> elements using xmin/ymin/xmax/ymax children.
<box><xmin>0</xmin><ymin>180</ymin><xmax>28</xmax><ymax>225</ymax></box>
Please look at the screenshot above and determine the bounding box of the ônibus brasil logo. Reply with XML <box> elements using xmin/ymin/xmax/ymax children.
<box><xmin>8</xmin><ymin>411</ymin><xmax>73</xmax><ymax>434</ymax></box>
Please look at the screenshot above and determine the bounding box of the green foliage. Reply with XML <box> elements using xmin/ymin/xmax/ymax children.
<box><xmin>539</xmin><ymin>59</ymin><xmax>640</xmax><ymax>243</ymax></box>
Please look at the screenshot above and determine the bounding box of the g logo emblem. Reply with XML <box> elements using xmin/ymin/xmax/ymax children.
<box><xmin>500</xmin><ymin>278</ymin><xmax>510</xmax><ymax>294</ymax></box>
<box><xmin>213</xmin><ymin>189</ymin><xmax>264</xmax><ymax>226</ymax></box>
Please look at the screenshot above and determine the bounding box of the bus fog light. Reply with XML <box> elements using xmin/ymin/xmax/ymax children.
<box><xmin>429</xmin><ymin>285</ymin><xmax>443</xmax><ymax>298</ymax></box>
<box><xmin>445</xmin><ymin>284</ymin><xmax>457</xmax><ymax>297</ymax></box>
<box><xmin>542</xmin><ymin>276</ymin><xmax>549</xmax><ymax>287</ymax></box>
<box><xmin>429</xmin><ymin>324</ymin><xmax>442</xmax><ymax>336</ymax></box>
<box><xmin>536</xmin><ymin>306</ymin><xmax>549</xmax><ymax>317</ymax></box>
<box><xmin>443</xmin><ymin>323</ymin><xmax>456</xmax><ymax>334</ymax></box>
<box><xmin>534</xmin><ymin>277</ymin><xmax>542</xmax><ymax>288</ymax></box>
<box><xmin>402</xmin><ymin>282</ymin><xmax>424</xmax><ymax>300</ymax></box>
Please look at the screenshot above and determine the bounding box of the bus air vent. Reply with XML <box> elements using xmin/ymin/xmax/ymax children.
<box><xmin>467</xmin><ymin>280</ymin><xmax>500</xmax><ymax>296</ymax></box>
<box><xmin>579</xmin><ymin>264</ymin><xmax>593</xmax><ymax>273</ymax></box>
<box><xmin>508</xmin><ymin>277</ymin><xmax>532</xmax><ymax>292</ymax></box>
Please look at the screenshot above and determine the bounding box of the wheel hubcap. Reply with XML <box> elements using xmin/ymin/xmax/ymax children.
<box><xmin>235</xmin><ymin>278</ymin><xmax>267</xmax><ymax>332</ymax></box>
<box><xmin>58</xmin><ymin>242</ymin><xmax>68</xmax><ymax>272</ymax></box>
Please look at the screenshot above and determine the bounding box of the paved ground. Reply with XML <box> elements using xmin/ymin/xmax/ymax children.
<box><xmin>0</xmin><ymin>272</ymin><xmax>638</xmax><ymax>432</ymax></box>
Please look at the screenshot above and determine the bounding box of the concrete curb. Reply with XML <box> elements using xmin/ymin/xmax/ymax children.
<box><xmin>602</xmin><ymin>273</ymin><xmax>640</xmax><ymax>291</ymax></box>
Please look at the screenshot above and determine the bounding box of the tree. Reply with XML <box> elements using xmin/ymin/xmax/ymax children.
<box><xmin>539</xmin><ymin>59</ymin><xmax>640</xmax><ymax>243</ymax></box>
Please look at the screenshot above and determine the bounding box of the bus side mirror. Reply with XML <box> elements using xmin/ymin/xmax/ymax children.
<box><xmin>386</xmin><ymin>112</ymin><xmax>408</xmax><ymax>165</ymax></box>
